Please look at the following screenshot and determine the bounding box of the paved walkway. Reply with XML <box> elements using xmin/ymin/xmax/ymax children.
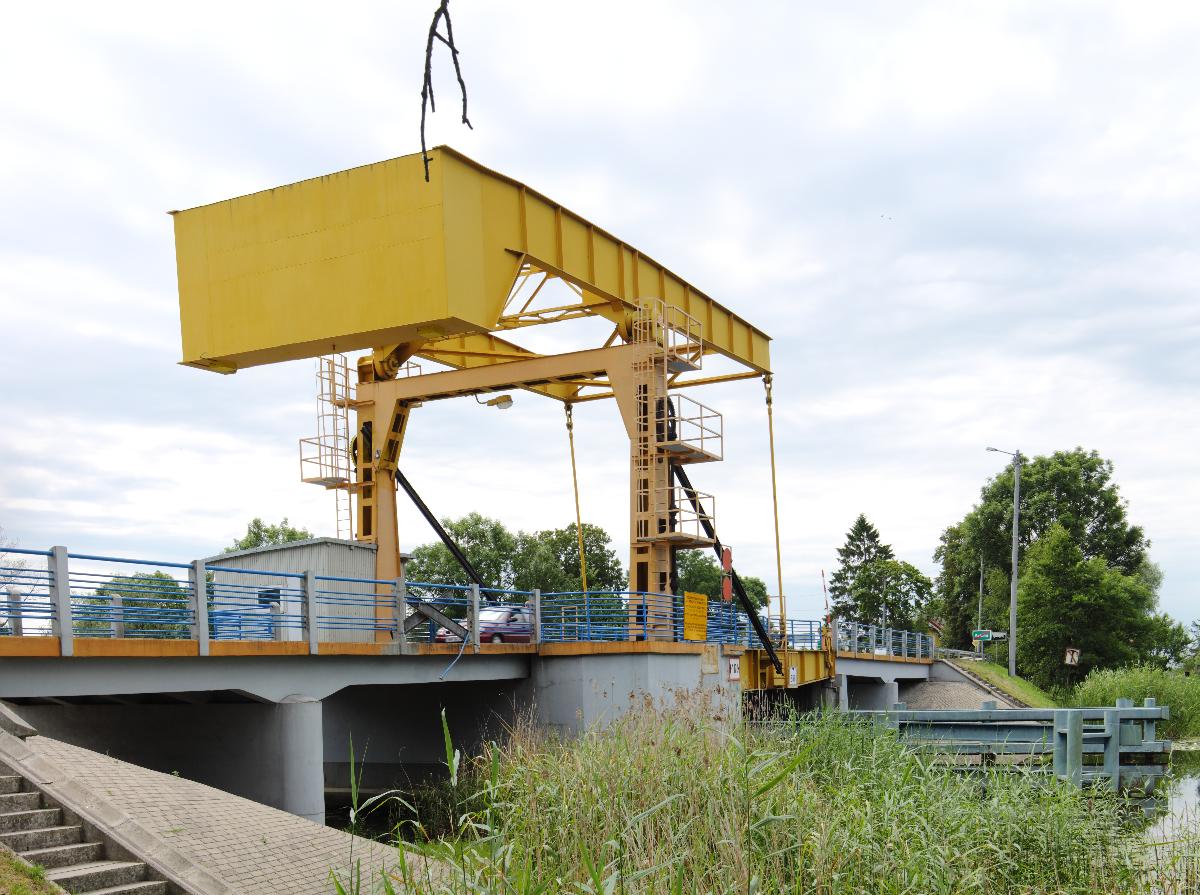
<box><xmin>24</xmin><ymin>736</ymin><xmax>411</xmax><ymax>894</ymax></box>
<box><xmin>900</xmin><ymin>680</ymin><xmax>1015</xmax><ymax>710</ymax></box>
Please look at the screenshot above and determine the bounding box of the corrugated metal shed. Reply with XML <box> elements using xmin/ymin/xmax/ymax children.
<box><xmin>204</xmin><ymin>539</ymin><xmax>409</xmax><ymax>643</ymax></box>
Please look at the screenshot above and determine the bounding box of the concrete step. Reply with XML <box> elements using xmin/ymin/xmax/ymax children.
<box><xmin>47</xmin><ymin>860</ymin><xmax>149</xmax><ymax>894</ymax></box>
<box><xmin>82</xmin><ymin>883</ymin><xmax>168</xmax><ymax>895</ymax></box>
<box><xmin>1</xmin><ymin>823</ymin><xmax>84</xmax><ymax>851</ymax></box>
<box><xmin>0</xmin><ymin>774</ymin><xmax>24</xmax><ymax>794</ymax></box>
<box><xmin>0</xmin><ymin>807</ymin><xmax>62</xmax><ymax>832</ymax></box>
<box><xmin>20</xmin><ymin>840</ymin><xmax>105</xmax><ymax>869</ymax></box>
<box><xmin>0</xmin><ymin>790</ymin><xmax>43</xmax><ymax>812</ymax></box>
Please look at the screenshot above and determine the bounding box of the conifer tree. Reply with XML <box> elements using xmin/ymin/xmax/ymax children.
<box><xmin>829</xmin><ymin>514</ymin><xmax>894</xmax><ymax>619</ymax></box>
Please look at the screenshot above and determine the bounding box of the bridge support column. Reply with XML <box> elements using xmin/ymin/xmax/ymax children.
<box><xmin>837</xmin><ymin>674</ymin><xmax>849</xmax><ymax>711</ymax></box>
<box><xmin>277</xmin><ymin>694</ymin><xmax>324</xmax><ymax>824</ymax></box>
<box><xmin>884</xmin><ymin>680</ymin><xmax>900</xmax><ymax>708</ymax></box>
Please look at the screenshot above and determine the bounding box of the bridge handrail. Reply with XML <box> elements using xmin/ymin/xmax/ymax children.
<box><xmin>1</xmin><ymin>545</ymin><xmax>932</xmax><ymax>665</ymax></box>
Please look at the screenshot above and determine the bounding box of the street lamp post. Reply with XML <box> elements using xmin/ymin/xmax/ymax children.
<box><xmin>987</xmin><ymin>447</ymin><xmax>1022</xmax><ymax>676</ymax></box>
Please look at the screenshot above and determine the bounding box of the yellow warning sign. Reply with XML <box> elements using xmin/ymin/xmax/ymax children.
<box><xmin>683</xmin><ymin>591</ymin><xmax>708</xmax><ymax>641</ymax></box>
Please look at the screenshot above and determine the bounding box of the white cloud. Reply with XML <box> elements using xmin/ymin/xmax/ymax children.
<box><xmin>0</xmin><ymin>0</ymin><xmax>1196</xmax><ymax>625</ymax></box>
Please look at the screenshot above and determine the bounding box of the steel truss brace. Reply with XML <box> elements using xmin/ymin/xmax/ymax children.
<box><xmin>403</xmin><ymin>602</ymin><xmax>468</xmax><ymax>641</ymax></box>
<box><xmin>671</xmin><ymin>463</ymin><xmax>783</xmax><ymax>672</ymax></box>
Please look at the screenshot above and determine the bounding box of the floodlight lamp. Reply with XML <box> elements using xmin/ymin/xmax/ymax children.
<box><xmin>475</xmin><ymin>394</ymin><xmax>514</xmax><ymax>410</ymax></box>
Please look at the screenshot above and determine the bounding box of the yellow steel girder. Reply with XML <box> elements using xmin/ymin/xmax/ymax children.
<box><xmin>172</xmin><ymin>146</ymin><xmax>771</xmax><ymax>376</ymax></box>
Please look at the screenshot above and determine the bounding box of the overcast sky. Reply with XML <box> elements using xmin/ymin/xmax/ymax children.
<box><xmin>1</xmin><ymin>1</ymin><xmax>1196</xmax><ymax>623</ymax></box>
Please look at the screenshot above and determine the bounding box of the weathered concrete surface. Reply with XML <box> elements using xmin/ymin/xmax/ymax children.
<box><xmin>0</xmin><ymin>653</ymin><xmax>529</xmax><ymax>702</ymax></box>
<box><xmin>526</xmin><ymin>649</ymin><xmax>741</xmax><ymax>737</ymax></box>
<box><xmin>4</xmin><ymin>734</ymin><xmax>405</xmax><ymax>895</ymax></box>
<box><xmin>834</xmin><ymin>657</ymin><xmax>931</xmax><ymax>683</ymax></box>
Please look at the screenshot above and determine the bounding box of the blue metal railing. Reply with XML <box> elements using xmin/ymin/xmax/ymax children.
<box><xmin>1</xmin><ymin>546</ymin><xmax>935</xmax><ymax>661</ymax></box>
<box><xmin>1</xmin><ymin>547</ymin><xmax>56</xmax><ymax>635</ymax></box>
<box><xmin>835</xmin><ymin>619</ymin><xmax>933</xmax><ymax>660</ymax></box>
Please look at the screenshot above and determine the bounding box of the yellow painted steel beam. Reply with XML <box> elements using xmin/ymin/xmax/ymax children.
<box><xmin>359</xmin><ymin>344</ymin><xmax>646</xmax><ymax>408</ymax></box>
<box><xmin>172</xmin><ymin>146</ymin><xmax>771</xmax><ymax>374</ymax></box>
<box><xmin>568</xmin><ymin>370</ymin><xmax>763</xmax><ymax>404</ymax></box>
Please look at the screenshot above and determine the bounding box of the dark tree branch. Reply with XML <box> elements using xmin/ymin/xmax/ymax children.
<box><xmin>421</xmin><ymin>0</ymin><xmax>473</xmax><ymax>182</ymax></box>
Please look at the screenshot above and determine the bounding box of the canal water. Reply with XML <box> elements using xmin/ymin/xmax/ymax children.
<box><xmin>1146</xmin><ymin>749</ymin><xmax>1200</xmax><ymax>840</ymax></box>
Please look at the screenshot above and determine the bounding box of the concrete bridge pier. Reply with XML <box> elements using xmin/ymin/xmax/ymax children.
<box><xmin>838</xmin><ymin>675</ymin><xmax>906</xmax><ymax>710</ymax></box>
<box><xmin>277</xmin><ymin>694</ymin><xmax>325</xmax><ymax>825</ymax></box>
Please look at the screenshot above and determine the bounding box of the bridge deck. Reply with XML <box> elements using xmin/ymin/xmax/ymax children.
<box><xmin>1</xmin><ymin>546</ymin><xmax>935</xmax><ymax>695</ymax></box>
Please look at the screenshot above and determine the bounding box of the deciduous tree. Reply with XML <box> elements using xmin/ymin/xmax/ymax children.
<box><xmin>846</xmin><ymin>559</ymin><xmax>934</xmax><ymax>630</ymax></box>
<box><xmin>226</xmin><ymin>517</ymin><xmax>313</xmax><ymax>553</ymax></box>
<box><xmin>1016</xmin><ymin>524</ymin><xmax>1156</xmax><ymax>689</ymax></box>
<box><xmin>674</xmin><ymin>550</ymin><xmax>770</xmax><ymax>609</ymax></box>
<box><xmin>934</xmin><ymin>449</ymin><xmax>1150</xmax><ymax>649</ymax></box>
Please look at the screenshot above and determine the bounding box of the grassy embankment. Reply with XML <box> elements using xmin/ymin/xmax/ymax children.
<box><xmin>1070</xmin><ymin>665</ymin><xmax>1200</xmax><ymax>741</ymax></box>
<box><xmin>0</xmin><ymin>850</ymin><xmax>55</xmax><ymax>895</ymax></box>
<box><xmin>950</xmin><ymin>657</ymin><xmax>1058</xmax><ymax>708</ymax></box>
<box><xmin>337</xmin><ymin>700</ymin><xmax>1197</xmax><ymax>895</ymax></box>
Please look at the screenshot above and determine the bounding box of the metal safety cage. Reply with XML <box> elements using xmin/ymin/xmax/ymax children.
<box><xmin>299</xmin><ymin>354</ymin><xmax>355</xmax><ymax>539</ymax></box>
<box><xmin>0</xmin><ymin>547</ymin><xmax>56</xmax><ymax>636</ymax></box>
<box><xmin>633</xmin><ymin>299</ymin><xmax>704</xmax><ymax>373</ymax></box>
<box><xmin>634</xmin><ymin>484</ymin><xmax>717</xmax><ymax>550</ymax></box>
<box><xmin>67</xmin><ymin>553</ymin><xmax>196</xmax><ymax>639</ymax></box>
<box><xmin>656</xmin><ymin>393</ymin><xmax>723</xmax><ymax>463</ymax></box>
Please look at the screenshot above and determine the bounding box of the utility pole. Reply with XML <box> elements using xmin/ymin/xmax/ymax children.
<box><xmin>987</xmin><ymin>446</ymin><xmax>1023</xmax><ymax>676</ymax></box>
<box><xmin>977</xmin><ymin>558</ymin><xmax>984</xmax><ymax>657</ymax></box>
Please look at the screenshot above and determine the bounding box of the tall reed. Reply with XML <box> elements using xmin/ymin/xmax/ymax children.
<box><xmin>377</xmin><ymin>696</ymin><xmax>1169</xmax><ymax>894</ymax></box>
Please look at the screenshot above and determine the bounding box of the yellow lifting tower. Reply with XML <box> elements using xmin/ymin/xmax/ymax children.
<box><xmin>171</xmin><ymin>147</ymin><xmax>782</xmax><ymax>663</ymax></box>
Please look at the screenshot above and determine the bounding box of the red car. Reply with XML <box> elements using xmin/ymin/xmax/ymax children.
<box><xmin>436</xmin><ymin>606</ymin><xmax>534</xmax><ymax>644</ymax></box>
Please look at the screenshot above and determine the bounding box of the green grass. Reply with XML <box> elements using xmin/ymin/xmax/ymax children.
<box><xmin>951</xmin><ymin>657</ymin><xmax>1059</xmax><ymax>708</ymax></box>
<box><xmin>0</xmin><ymin>851</ymin><xmax>56</xmax><ymax>895</ymax></box>
<box><xmin>340</xmin><ymin>698</ymin><xmax>1198</xmax><ymax>894</ymax></box>
<box><xmin>1069</xmin><ymin>665</ymin><xmax>1200</xmax><ymax>740</ymax></box>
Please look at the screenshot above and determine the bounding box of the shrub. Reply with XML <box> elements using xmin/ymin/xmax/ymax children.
<box><xmin>1070</xmin><ymin>665</ymin><xmax>1200</xmax><ymax>740</ymax></box>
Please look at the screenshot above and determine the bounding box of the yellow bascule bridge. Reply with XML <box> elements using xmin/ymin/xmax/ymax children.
<box><xmin>171</xmin><ymin>146</ymin><xmax>834</xmax><ymax>691</ymax></box>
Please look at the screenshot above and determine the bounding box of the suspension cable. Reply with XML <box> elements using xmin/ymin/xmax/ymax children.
<box><xmin>764</xmin><ymin>373</ymin><xmax>786</xmax><ymax>646</ymax></box>
<box><xmin>564</xmin><ymin>403</ymin><xmax>589</xmax><ymax>591</ymax></box>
